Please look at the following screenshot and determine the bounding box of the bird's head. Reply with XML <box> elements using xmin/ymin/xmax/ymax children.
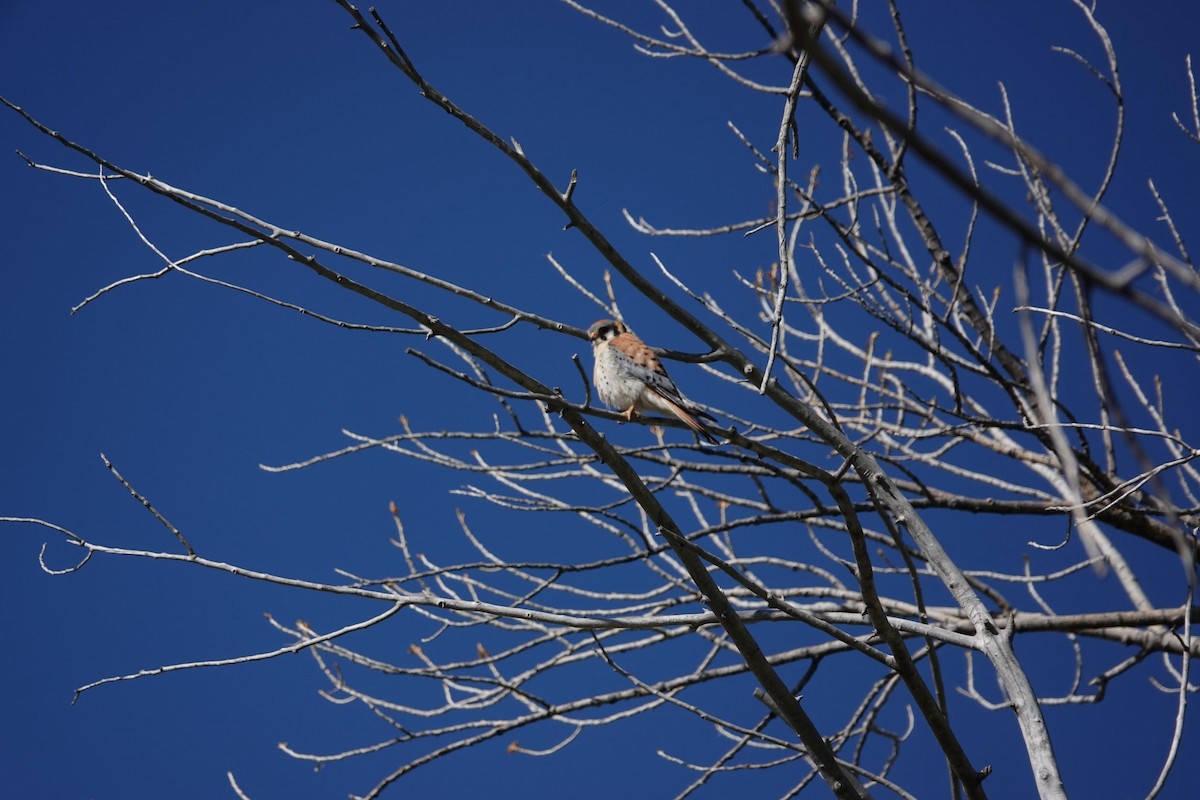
<box><xmin>587</xmin><ymin>318</ymin><xmax>627</xmax><ymax>342</ymax></box>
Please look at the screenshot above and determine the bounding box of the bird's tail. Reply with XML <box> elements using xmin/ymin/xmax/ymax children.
<box><xmin>661</xmin><ymin>396</ymin><xmax>719</xmax><ymax>444</ymax></box>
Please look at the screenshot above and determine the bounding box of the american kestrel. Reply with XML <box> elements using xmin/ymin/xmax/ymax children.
<box><xmin>587</xmin><ymin>318</ymin><xmax>718</xmax><ymax>444</ymax></box>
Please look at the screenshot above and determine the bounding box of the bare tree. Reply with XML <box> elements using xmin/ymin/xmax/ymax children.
<box><xmin>5</xmin><ymin>2</ymin><xmax>1198</xmax><ymax>798</ymax></box>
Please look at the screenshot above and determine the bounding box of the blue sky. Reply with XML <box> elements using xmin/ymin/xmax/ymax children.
<box><xmin>3</xmin><ymin>2</ymin><xmax>1198</xmax><ymax>798</ymax></box>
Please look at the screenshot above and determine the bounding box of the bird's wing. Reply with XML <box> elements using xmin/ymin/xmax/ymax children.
<box><xmin>611</xmin><ymin>333</ymin><xmax>683</xmax><ymax>395</ymax></box>
<box><xmin>611</xmin><ymin>332</ymin><xmax>718</xmax><ymax>431</ymax></box>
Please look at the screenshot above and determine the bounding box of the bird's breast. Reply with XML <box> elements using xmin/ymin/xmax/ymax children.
<box><xmin>594</xmin><ymin>346</ymin><xmax>645</xmax><ymax>409</ymax></box>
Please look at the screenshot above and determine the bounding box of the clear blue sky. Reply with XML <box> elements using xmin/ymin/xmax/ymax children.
<box><xmin>3</xmin><ymin>2</ymin><xmax>1197</xmax><ymax>798</ymax></box>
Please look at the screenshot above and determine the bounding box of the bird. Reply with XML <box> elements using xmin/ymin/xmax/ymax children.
<box><xmin>587</xmin><ymin>318</ymin><xmax>718</xmax><ymax>444</ymax></box>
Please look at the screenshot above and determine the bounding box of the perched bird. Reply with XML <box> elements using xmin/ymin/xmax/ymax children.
<box><xmin>587</xmin><ymin>318</ymin><xmax>718</xmax><ymax>444</ymax></box>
